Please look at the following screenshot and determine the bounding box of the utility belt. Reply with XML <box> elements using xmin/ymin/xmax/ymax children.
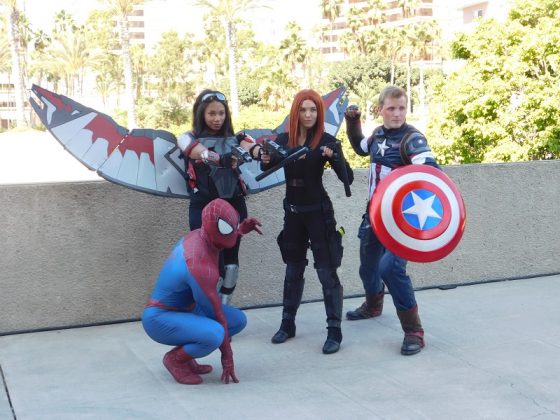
<box><xmin>284</xmin><ymin>201</ymin><xmax>323</xmax><ymax>214</ymax></box>
<box><xmin>287</xmin><ymin>178</ymin><xmax>305</xmax><ymax>187</ymax></box>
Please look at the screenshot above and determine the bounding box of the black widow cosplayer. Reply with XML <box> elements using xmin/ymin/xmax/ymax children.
<box><xmin>261</xmin><ymin>89</ymin><xmax>354</xmax><ymax>354</ymax></box>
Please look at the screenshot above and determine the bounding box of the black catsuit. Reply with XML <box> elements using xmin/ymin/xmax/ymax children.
<box><xmin>263</xmin><ymin>131</ymin><xmax>354</xmax><ymax>328</ymax></box>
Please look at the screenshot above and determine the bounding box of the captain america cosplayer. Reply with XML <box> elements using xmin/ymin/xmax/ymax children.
<box><xmin>142</xmin><ymin>198</ymin><xmax>262</xmax><ymax>384</ymax></box>
<box><xmin>344</xmin><ymin>85</ymin><xmax>440</xmax><ymax>356</ymax></box>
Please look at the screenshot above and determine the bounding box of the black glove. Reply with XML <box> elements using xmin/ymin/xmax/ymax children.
<box><xmin>219</xmin><ymin>152</ymin><xmax>236</xmax><ymax>168</ymax></box>
<box><xmin>236</xmin><ymin>132</ymin><xmax>247</xmax><ymax>142</ymax></box>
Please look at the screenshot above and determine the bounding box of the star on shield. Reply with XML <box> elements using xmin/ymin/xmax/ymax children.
<box><xmin>402</xmin><ymin>190</ymin><xmax>443</xmax><ymax>230</ymax></box>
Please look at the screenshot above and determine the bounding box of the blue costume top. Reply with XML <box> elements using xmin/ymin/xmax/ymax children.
<box><xmin>350</xmin><ymin>122</ymin><xmax>440</xmax><ymax>200</ymax></box>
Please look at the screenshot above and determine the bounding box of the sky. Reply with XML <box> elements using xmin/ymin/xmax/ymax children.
<box><xmin>20</xmin><ymin>0</ymin><xmax>91</xmax><ymax>32</ymax></box>
<box><xmin>18</xmin><ymin>0</ymin><xmax>322</xmax><ymax>48</ymax></box>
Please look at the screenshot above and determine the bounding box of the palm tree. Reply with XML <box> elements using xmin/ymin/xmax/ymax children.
<box><xmin>279</xmin><ymin>21</ymin><xmax>309</xmax><ymax>86</ymax></box>
<box><xmin>83</xmin><ymin>9</ymin><xmax>123</xmax><ymax>107</ymax></box>
<box><xmin>99</xmin><ymin>0</ymin><xmax>144</xmax><ymax>129</ymax></box>
<box><xmin>194</xmin><ymin>0</ymin><xmax>270</xmax><ymax>118</ymax></box>
<box><xmin>377</xmin><ymin>26</ymin><xmax>405</xmax><ymax>85</ymax></box>
<box><xmin>1</xmin><ymin>0</ymin><xmax>27</xmax><ymax>127</ymax></box>
<box><xmin>411</xmin><ymin>20</ymin><xmax>440</xmax><ymax>117</ymax></box>
<box><xmin>53</xmin><ymin>10</ymin><xmax>77</xmax><ymax>34</ymax></box>
<box><xmin>0</xmin><ymin>19</ymin><xmax>11</xmax><ymax>73</ymax></box>
<box><xmin>0</xmin><ymin>38</ymin><xmax>10</xmax><ymax>74</ymax></box>
<box><xmin>320</xmin><ymin>0</ymin><xmax>343</xmax><ymax>55</ymax></box>
<box><xmin>193</xmin><ymin>16</ymin><xmax>226</xmax><ymax>86</ymax></box>
<box><xmin>401</xmin><ymin>24</ymin><xmax>423</xmax><ymax>113</ymax></box>
<box><xmin>258</xmin><ymin>66</ymin><xmax>296</xmax><ymax>111</ymax></box>
<box><xmin>398</xmin><ymin>0</ymin><xmax>421</xmax><ymax>19</ymax></box>
<box><xmin>45</xmin><ymin>30</ymin><xmax>94</xmax><ymax>96</ymax></box>
<box><xmin>366</xmin><ymin>0</ymin><xmax>387</xmax><ymax>26</ymax></box>
<box><xmin>93</xmin><ymin>53</ymin><xmax>122</xmax><ymax>108</ymax></box>
<box><xmin>341</xmin><ymin>6</ymin><xmax>364</xmax><ymax>56</ymax></box>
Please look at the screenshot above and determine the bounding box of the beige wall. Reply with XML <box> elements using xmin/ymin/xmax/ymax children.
<box><xmin>1</xmin><ymin>160</ymin><xmax>559</xmax><ymax>334</ymax></box>
<box><xmin>463</xmin><ymin>3</ymin><xmax>488</xmax><ymax>24</ymax></box>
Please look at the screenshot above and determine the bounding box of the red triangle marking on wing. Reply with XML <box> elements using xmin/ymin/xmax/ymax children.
<box><xmin>119</xmin><ymin>134</ymin><xmax>155</xmax><ymax>164</ymax></box>
<box><xmin>34</xmin><ymin>86</ymin><xmax>72</xmax><ymax>113</ymax></box>
<box><xmin>84</xmin><ymin>115</ymin><xmax>126</xmax><ymax>156</ymax></box>
<box><xmin>323</xmin><ymin>88</ymin><xmax>341</xmax><ymax>107</ymax></box>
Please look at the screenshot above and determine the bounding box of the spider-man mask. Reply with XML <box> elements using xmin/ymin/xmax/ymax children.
<box><xmin>201</xmin><ymin>198</ymin><xmax>240</xmax><ymax>249</ymax></box>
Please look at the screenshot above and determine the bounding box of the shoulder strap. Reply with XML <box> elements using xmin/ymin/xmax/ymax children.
<box><xmin>399</xmin><ymin>127</ymin><xmax>421</xmax><ymax>165</ymax></box>
<box><xmin>367</xmin><ymin>126</ymin><xmax>384</xmax><ymax>147</ymax></box>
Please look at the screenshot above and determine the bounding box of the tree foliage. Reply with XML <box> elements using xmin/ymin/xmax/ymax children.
<box><xmin>429</xmin><ymin>0</ymin><xmax>560</xmax><ymax>163</ymax></box>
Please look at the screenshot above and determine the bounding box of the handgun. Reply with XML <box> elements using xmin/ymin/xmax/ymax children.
<box><xmin>231</xmin><ymin>144</ymin><xmax>252</xmax><ymax>164</ymax></box>
<box><xmin>262</xmin><ymin>138</ymin><xmax>288</xmax><ymax>159</ymax></box>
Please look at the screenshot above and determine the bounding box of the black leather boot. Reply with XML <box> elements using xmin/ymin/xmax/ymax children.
<box><xmin>397</xmin><ymin>305</ymin><xmax>425</xmax><ymax>356</ymax></box>
<box><xmin>318</xmin><ymin>270</ymin><xmax>343</xmax><ymax>354</ymax></box>
<box><xmin>271</xmin><ymin>261</ymin><xmax>306</xmax><ymax>344</ymax></box>
<box><xmin>271</xmin><ymin>319</ymin><xmax>296</xmax><ymax>344</ymax></box>
<box><xmin>322</xmin><ymin>327</ymin><xmax>342</xmax><ymax>354</ymax></box>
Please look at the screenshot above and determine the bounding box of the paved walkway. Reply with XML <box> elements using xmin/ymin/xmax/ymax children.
<box><xmin>1</xmin><ymin>275</ymin><xmax>559</xmax><ymax>419</ymax></box>
<box><xmin>0</xmin><ymin>130</ymin><xmax>101</xmax><ymax>184</ymax></box>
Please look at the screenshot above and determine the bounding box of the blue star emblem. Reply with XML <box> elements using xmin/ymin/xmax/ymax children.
<box><xmin>402</xmin><ymin>189</ymin><xmax>443</xmax><ymax>230</ymax></box>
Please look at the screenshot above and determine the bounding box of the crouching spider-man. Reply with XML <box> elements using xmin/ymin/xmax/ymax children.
<box><xmin>142</xmin><ymin>198</ymin><xmax>262</xmax><ymax>385</ymax></box>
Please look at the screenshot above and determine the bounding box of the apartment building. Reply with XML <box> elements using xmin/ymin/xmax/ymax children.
<box><xmin>0</xmin><ymin>0</ymin><xmax>510</xmax><ymax>128</ymax></box>
<box><xmin>319</xmin><ymin>0</ymin><xmax>438</xmax><ymax>62</ymax></box>
<box><xmin>319</xmin><ymin>0</ymin><xmax>512</xmax><ymax>61</ymax></box>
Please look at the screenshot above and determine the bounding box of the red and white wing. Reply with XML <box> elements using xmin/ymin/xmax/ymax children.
<box><xmin>29</xmin><ymin>85</ymin><xmax>189</xmax><ymax>198</ymax></box>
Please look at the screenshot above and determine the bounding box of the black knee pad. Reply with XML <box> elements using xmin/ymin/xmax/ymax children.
<box><xmin>316</xmin><ymin>268</ymin><xmax>341</xmax><ymax>289</ymax></box>
<box><xmin>286</xmin><ymin>260</ymin><xmax>308</xmax><ymax>281</ymax></box>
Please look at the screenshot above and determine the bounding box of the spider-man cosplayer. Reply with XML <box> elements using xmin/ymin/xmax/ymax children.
<box><xmin>142</xmin><ymin>198</ymin><xmax>262</xmax><ymax>385</ymax></box>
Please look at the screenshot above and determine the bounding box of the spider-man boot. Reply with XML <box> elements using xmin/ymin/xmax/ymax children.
<box><xmin>163</xmin><ymin>346</ymin><xmax>211</xmax><ymax>385</ymax></box>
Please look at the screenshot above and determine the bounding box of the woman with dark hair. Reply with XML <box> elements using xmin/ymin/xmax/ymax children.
<box><xmin>176</xmin><ymin>90</ymin><xmax>263</xmax><ymax>305</ymax></box>
<box><xmin>261</xmin><ymin>89</ymin><xmax>354</xmax><ymax>354</ymax></box>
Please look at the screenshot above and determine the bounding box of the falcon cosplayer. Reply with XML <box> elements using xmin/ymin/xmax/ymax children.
<box><xmin>29</xmin><ymin>85</ymin><xmax>348</xmax><ymax>197</ymax></box>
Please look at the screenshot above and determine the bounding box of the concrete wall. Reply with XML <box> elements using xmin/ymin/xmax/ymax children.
<box><xmin>1</xmin><ymin>160</ymin><xmax>559</xmax><ymax>334</ymax></box>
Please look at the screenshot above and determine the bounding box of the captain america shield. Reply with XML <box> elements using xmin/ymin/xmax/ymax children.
<box><xmin>369</xmin><ymin>165</ymin><xmax>466</xmax><ymax>263</ymax></box>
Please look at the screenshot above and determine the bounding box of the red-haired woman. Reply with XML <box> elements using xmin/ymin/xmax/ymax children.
<box><xmin>261</xmin><ymin>89</ymin><xmax>353</xmax><ymax>354</ymax></box>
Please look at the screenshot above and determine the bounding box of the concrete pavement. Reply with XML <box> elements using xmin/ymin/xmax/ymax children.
<box><xmin>1</xmin><ymin>275</ymin><xmax>559</xmax><ymax>419</ymax></box>
<box><xmin>0</xmin><ymin>130</ymin><xmax>101</xmax><ymax>184</ymax></box>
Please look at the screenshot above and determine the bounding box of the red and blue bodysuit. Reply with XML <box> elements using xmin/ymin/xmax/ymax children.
<box><xmin>142</xmin><ymin>198</ymin><xmax>261</xmax><ymax>385</ymax></box>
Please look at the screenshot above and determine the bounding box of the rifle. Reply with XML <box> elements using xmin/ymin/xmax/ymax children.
<box><xmin>255</xmin><ymin>145</ymin><xmax>309</xmax><ymax>182</ymax></box>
